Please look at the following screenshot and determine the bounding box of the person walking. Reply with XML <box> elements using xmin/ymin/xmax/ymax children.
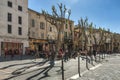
<box><xmin>64</xmin><ymin>48</ymin><xmax>69</xmax><ymax>62</ymax></box>
<box><xmin>4</xmin><ymin>48</ymin><xmax>8</xmax><ymax>59</ymax></box>
<box><xmin>93</xmin><ymin>49</ymin><xmax>97</xmax><ymax>62</ymax></box>
<box><xmin>19</xmin><ymin>48</ymin><xmax>23</xmax><ymax>60</ymax></box>
<box><xmin>58</xmin><ymin>48</ymin><xmax>64</xmax><ymax>59</ymax></box>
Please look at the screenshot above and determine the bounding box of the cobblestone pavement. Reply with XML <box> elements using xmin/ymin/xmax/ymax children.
<box><xmin>76</xmin><ymin>54</ymin><xmax>120</xmax><ymax>80</ymax></box>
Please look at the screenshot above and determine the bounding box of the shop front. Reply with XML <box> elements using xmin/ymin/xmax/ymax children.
<box><xmin>29</xmin><ymin>39</ymin><xmax>48</xmax><ymax>52</ymax></box>
<box><xmin>0</xmin><ymin>38</ymin><xmax>29</xmax><ymax>56</ymax></box>
<box><xmin>1</xmin><ymin>42</ymin><xmax>23</xmax><ymax>55</ymax></box>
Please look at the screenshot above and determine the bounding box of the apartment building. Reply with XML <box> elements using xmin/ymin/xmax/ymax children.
<box><xmin>28</xmin><ymin>8</ymin><xmax>75</xmax><ymax>52</ymax></box>
<box><xmin>28</xmin><ymin>9</ymin><xmax>57</xmax><ymax>52</ymax></box>
<box><xmin>0</xmin><ymin>0</ymin><xmax>29</xmax><ymax>56</ymax></box>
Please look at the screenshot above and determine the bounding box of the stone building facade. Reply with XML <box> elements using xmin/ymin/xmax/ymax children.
<box><xmin>28</xmin><ymin>8</ymin><xmax>74</xmax><ymax>52</ymax></box>
<box><xmin>0</xmin><ymin>0</ymin><xmax>29</xmax><ymax>56</ymax></box>
<box><xmin>28</xmin><ymin>9</ymin><xmax>57</xmax><ymax>52</ymax></box>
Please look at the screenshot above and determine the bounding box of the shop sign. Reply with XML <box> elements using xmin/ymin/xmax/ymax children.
<box><xmin>31</xmin><ymin>39</ymin><xmax>47</xmax><ymax>43</ymax></box>
<box><xmin>3</xmin><ymin>38</ymin><xmax>22</xmax><ymax>43</ymax></box>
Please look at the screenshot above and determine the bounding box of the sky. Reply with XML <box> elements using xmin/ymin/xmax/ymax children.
<box><xmin>28</xmin><ymin>0</ymin><xmax>120</xmax><ymax>33</ymax></box>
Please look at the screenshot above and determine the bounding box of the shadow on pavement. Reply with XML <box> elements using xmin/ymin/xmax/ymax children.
<box><xmin>26</xmin><ymin>65</ymin><xmax>53</xmax><ymax>80</ymax></box>
<box><xmin>0</xmin><ymin>58</ymin><xmax>48</xmax><ymax>70</ymax></box>
<box><xmin>3</xmin><ymin>59</ymin><xmax>49</xmax><ymax>80</ymax></box>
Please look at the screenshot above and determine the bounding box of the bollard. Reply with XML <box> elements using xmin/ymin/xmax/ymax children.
<box><xmin>78</xmin><ymin>53</ymin><xmax>81</xmax><ymax>77</ymax></box>
<box><xmin>99</xmin><ymin>52</ymin><xmax>101</xmax><ymax>62</ymax></box>
<box><xmin>61</xmin><ymin>57</ymin><xmax>64</xmax><ymax>80</ymax></box>
<box><xmin>86</xmin><ymin>55</ymin><xmax>89</xmax><ymax>70</ymax></box>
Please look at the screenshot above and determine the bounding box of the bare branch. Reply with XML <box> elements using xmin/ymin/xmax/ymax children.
<box><xmin>58</xmin><ymin>3</ymin><xmax>63</xmax><ymax>17</ymax></box>
<box><xmin>63</xmin><ymin>5</ymin><xmax>67</xmax><ymax>17</ymax></box>
<box><xmin>52</xmin><ymin>5</ymin><xmax>59</xmax><ymax>17</ymax></box>
<box><xmin>68</xmin><ymin>9</ymin><xmax>71</xmax><ymax>20</ymax></box>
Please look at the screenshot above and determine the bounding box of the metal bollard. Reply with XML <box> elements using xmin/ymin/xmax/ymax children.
<box><xmin>78</xmin><ymin>53</ymin><xmax>81</xmax><ymax>77</ymax></box>
<box><xmin>61</xmin><ymin>57</ymin><xmax>64</xmax><ymax>80</ymax></box>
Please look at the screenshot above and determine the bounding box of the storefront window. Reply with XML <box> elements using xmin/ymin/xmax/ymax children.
<box><xmin>1</xmin><ymin>42</ymin><xmax>23</xmax><ymax>55</ymax></box>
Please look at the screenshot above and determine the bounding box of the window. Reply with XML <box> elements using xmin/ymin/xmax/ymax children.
<box><xmin>70</xmin><ymin>24</ymin><xmax>72</xmax><ymax>29</ymax></box>
<box><xmin>50</xmin><ymin>27</ymin><xmax>52</xmax><ymax>32</ymax></box>
<box><xmin>18</xmin><ymin>5</ymin><xmax>22</xmax><ymax>11</ymax></box>
<box><xmin>8</xmin><ymin>13</ymin><xmax>12</xmax><ymax>22</ymax></box>
<box><xmin>64</xmin><ymin>32</ymin><xmax>67</xmax><ymax>38</ymax></box>
<box><xmin>66</xmin><ymin>24</ymin><xmax>68</xmax><ymax>29</ymax></box>
<box><xmin>8</xmin><ymin>1</ymin><xmax>12</xmax><ymax>7</ymax></box>
<box><xmin>18</xmin><ymin>27</ymin><xmax>22</xmax><ymax>35</ymax></box>
<box><xmin>41</xmin><ymin>33</ymin><xmax>44</xmax><ymax>39</ymax></box>
<box><xmin>40</xmin><ymin>22</ymin><xmax>45</xmax><ymax>29</ymax></box>
<box><xmin>8</xmin><ymin>25</ymin><xmax>12</xmax><ymax>34</ymax></box>
<box><xmin>32</xmin><ymin>19</ymin><xmax>35</xmax><ymax>27</ymax></box>
<box><xmin>32</xmin><ymin>32</ymin><xmax>35</xmax><ymax>37</ymax></box>
<box><xmin>18</xmin><ymin>16</ymin><xmax>22</xmax><ymax>25</ymax></box>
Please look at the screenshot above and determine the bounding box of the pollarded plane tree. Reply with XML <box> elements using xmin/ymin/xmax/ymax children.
<box><xmin>78</xmin><ymin>17</ymin><xmax>89</xmax><ymax>51</ymax></box>
<box><xmin>78</xmin><ymin>17</ymin><xmax>90</xmax><ymax>70</ymax></box>
<box><xmin>88</xmin><ymin>22</ymin><xmax>94</xmax><ymax>52</ymax></box>
<box><xmin>93</xmin><ymin>27</ymin><xmax>103</xmax><ymax>52</ymax></box>
<box><xmin>42</xmin><ymin>3</ymin><xmax>71</xmax><ymax>52</ymax></box>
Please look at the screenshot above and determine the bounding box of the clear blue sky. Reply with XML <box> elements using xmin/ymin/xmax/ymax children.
<box><xmin>28</xmin><ymin>0</ymin><xmax>120</xmax><ymax>33</ymax></box>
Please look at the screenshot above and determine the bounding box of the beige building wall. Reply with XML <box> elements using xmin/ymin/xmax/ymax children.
<box><xmin>0</xmin><ymin>0</ymin><xmax>28</xmax><ymax>55</ymax></box>
<box><xmin>28</xmin><ymin>9</ymin><xmax>47</xmax><ymax>39</ymax></box>
<box><xmin>28</xmin><ymin>9</ymin><xmax>57</xmax><ymax>50</ymax></box>
<box><xmin>64</xmin><ymin>21</ymin><xmax>74</xmax><ymax>39</ymax></box>
<box><xmin>46</xmin><ymin>22</ymin><xmax>57</xmax><ymax>40</ymax></box>
<box><xmin>28</xmin><ymin>9</ymin><xmax>74</xmax><ymax>51</ymax></box>
<box><xmin>28</xmin><ymin>9</ymin><xmax>58</xmax><ymax>40</ymax></box>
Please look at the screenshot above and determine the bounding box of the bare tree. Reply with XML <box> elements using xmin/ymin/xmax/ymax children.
<box><xmin>78</xmin><ymin>17</ymin><xmax>89</xmax><ymax>51</ymax></box>
<box><xmin>42</xmin><ymin>3</ymin><xmax>71</xmax><ymax>52</ymax></box>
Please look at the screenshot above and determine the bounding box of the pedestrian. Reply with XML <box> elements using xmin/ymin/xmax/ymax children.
<box><xmin>58</xmin><ymin>48</ymin><xmax>64</xmax><ymax>59</ymax></box>
<box><xmin>49</xmin><ymin>50</ymin><xmax>56</xmax><ymax>66</ymax></box>
<box><xmin>64</xmin><ymin>48</ymin><xmax>69</xmax><ymax>62</ymax></box>
<box><xmin>78</xmin><ymin>48</ymin><xmax>82</xmax><ymax>55</ymax></box>
<box><xmin>72</xmin><ymin>51</ymin><xmax>77</xmax><ymax>59</ymax></box>
<box><xmin>19</xmin><ymin>48</ymin><xmax>23</xmax><ymax>60</ymax></box>
<box><xmin>34</xmin><ymin>48</ymin><xmax>39</xmax><ymax>59</ymax></box>
<box><xmin>4</xmin><ymin>48</ymin><xmax>7</xmax><ymax>59</ymax></box>
<box><xmin>93</xmin><ymin>50</ymin><xmax>97</xmax><ymax>62</ymax></box>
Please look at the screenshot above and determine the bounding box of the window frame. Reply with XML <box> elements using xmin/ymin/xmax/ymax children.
<box><xmin>8</xmin><ymin>24</ymin><xmax>12</xmax><ymax>34</ymax></box>
<box><xmin>18</xmin><ymin>16</ymin><xmax>22</xmax><ymax>25</ymax></box>
<box><xmin>64</xmin><ymin>32</ymin><xmax>67</xmax><ymax>38</ymax></box>
<box><xmin>50</xmin><ymin>26</ymin><xmax>52</xmax><ymax>32</ymax></box>
<box><xmin>8</xmin><ymin>13</ymin><xmax>12</xmax><ymax>22</ymax></box>
<box><xmin>18</xmin><ymin>27</ymin><xmax>22</xmax><ymax>35</ymax></box>
<box><xmin>40</xmin><ymin>22</ymin><xmax>45</xmax><ymax>29</ymax></box>
<box><xmin>8</xmin><ymin>1</ymin><xmax>12</xmax><ymax>8</ymax></box>
<box><xmin>18</xmin><ymin>5</ymin><xmax>22</xmax><ymax>11</ymax></box>
<box><xmin>32</xmin><ymin>19</ymin><xmax>35</xmax><ymax>27</ymax></box>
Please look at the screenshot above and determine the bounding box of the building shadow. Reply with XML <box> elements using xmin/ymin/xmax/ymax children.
<box><xmin>3</xmin><ymin>60</ymin><xmax>49</xmax><ymax>80</ymax></box>
<box><xmin>0</xmin><ymin>59</ymin><xmax>48</xmax><ymax>70</ymax></box>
